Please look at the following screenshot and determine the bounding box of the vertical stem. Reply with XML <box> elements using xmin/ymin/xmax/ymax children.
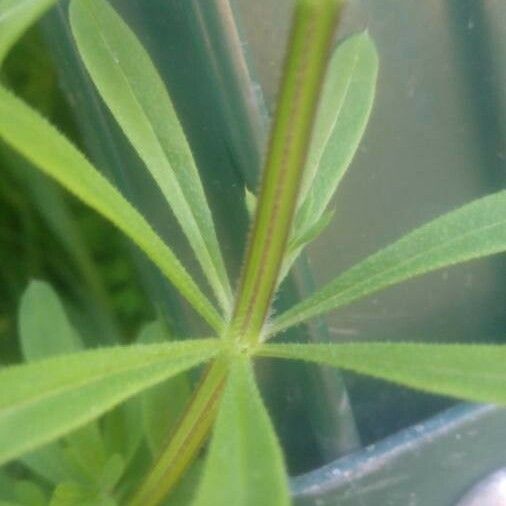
<box><xmin>230</xmin><ymin>0</ymin><xmax>343</xmax><ymax>345</ymax></box>
<box><xmin>130</xmin><ymin>3</ymin><xmax>343</xmax><ymax>504</ymax></box>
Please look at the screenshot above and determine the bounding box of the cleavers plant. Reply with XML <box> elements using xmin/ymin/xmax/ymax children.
<box><xmin>0</xmin><ymin>0</ymin><xmax>506</xmax><ymax>505</ymax></box>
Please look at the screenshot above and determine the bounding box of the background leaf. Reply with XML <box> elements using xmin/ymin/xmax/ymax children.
<box><xmin>0</xmin><ymin>0</ymin><xmax>58</xmax><ymax>64</ymax></box>
<box><xmin>69</xmin><ymin>0</ymin><xmax>232</xmax><ymax>314</ymax></box>
<box><xmin>193</xmin><ymin>357</ymin><xmax>289</xmax><ymax>506</ymax></box>
<box><xmin>0</xmin><ymin>86</ymin><xmax>223</xmax><ymax>332</ymax></box>
<box><xmin>260</xmin><ymin>342</ymin><xmax>506</xmax><ymax>404</ymax></box>
<box><xmin>294</xmin><ymin>32</ymin><xmax>378</xmax><ymax>243</ymax></box>
<box><xmin>18</xmin><ymin>280</ymin><xmax>107</xmax><ymax>484</ymax></box>
<box><xmin>137</xmin><ymin>322</ymin><xmax>192</xmax><ymax>457</ymax></box>
<box><xmin>272</xmin><ymin>190</ymin><xmax>506</xmax><ymax>335</ymax></box>
<box><xmin>0</xmin><ymin>340</ymin><xmax>219</xmax><ymax>466</ymax></box>
<box><xmin>19</xmin><ymin>280</ymin><xmax>83</xmax><ymax>359</ymax></box>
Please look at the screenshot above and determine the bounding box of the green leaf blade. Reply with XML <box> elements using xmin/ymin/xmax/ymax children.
<box><xmin>0</xmin><ymin>340</ymin><xmax>219</xmax><ymax>466</ymax></box>
<box><xmin>272</xmin><ymin>190</ymin><xmax>506</xmax><ymax>334</ymax></box>
<box><xmin>19</xmin><ymin>280</ymin><xmax>83</xmax><ymax>360</ymax></box>
<box><xmin>193</xmin><ymin>357</ymin><xmax>289</xmax><ymax>506</ymax></box>
<box><xmin>0</xmin><ymin>0</ymin><xmax>58</xmax><ymax>64</ymax></box>
<box><xmin>0</xmin><ymin>86</ymin><xmax>223</xmax><ymax>332</ymax></box>
<box><xmin>260</xmin><ymin>342</ymin><xmax>506</xmax><ymax>405</ymax></box>
<box><xmin>69</xmin><ymin>0</ymin><xmax>232</xmax><ymax>314</ymax></box>
<box><xmin>295</xmin><ymin>31</ymin><xmax>378</xmax><ymax>238</ymax></box>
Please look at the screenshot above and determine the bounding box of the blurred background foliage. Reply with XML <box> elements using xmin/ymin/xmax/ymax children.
<box><xmin>0</xmin><ymin>26</ymin><xmax>153</xmax><ymax>363</ymax></box>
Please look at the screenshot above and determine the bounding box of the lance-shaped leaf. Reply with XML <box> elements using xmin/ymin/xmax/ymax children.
<box><xmin>294</xmin><ymin>32</ymin><xmax>378</xmax><ymax>241</ymax></box>
<box><xmin>69</xmin><ymin>0</ymin><xmax>232</xmax><ymax>314</ymax></box>
<box><xmin>19</xmin><ymin>281</ymin><xmax>107</xmax><ymax>484</ymax></box>
<box><xmin>271</xmin><ymin>190</ymin><xmax>506</xmax><ymax>335</ymax></box>
<box><xmin>0</xmin><ymin>0</ymin><xmax>58</xmax><ymax>64</ymax></box>
<box><xmin>193</xmin><ymin>357</ymin><xmax>289</xmax><ymax>506</ymax></box>
<box><xmin>0</xmin><ymin>86</ymin><xmax>223</xmax><ymax>332</ymax></box>
<box><xmin>0</xmin><ymin>339</ymin><xmax>219</xmax><ymax>466</ymax></box>
<box><xmin>259</xmin><ymin>342</ymin><xmax>506</xmax><ymax>405</ymax></box>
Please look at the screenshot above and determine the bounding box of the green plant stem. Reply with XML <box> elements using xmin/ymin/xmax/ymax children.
<box><xmin>128</xmin><ymin>358</ymin><xmax>228</xmax><ymax>506</ymax></box>
<box><xmin>229</xmin><ymin>0</ymin><xmax>342</xmax><ymax>345</ymax></box>
<box><xmin>130</xmin><ymin>3</ymin><xmax>342</xmax><ymax>504</ymax></box>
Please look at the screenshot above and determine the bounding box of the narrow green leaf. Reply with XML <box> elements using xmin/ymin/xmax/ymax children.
<box><xmin>19</xmin><ymin>280</ymin><xmax>83</xmax><ymax>360</ymax></box>
<box><xmin>137</xmin><ymin>322</ymin><xmax>192</xmax><ymax>456</ymax></box>
<box><xmin>193</xmin><ymin>357</ymin><xmax>289</xmax><ymax>506</ymax></box>
<box><xmin>296</xmin><ymin>31</ymin><xmax>378</xmax><ymax>236</ymax></box>
<box><xmin>0</xmin><ymin>340</ymin><xmax>219</xmax><ymax>466</ymax></box>
<box><xmin>0</xmin><ymin>0</ymin><xmax>58</xmax><ymax>64</ymax></box>
<box><xmin>0</xmin><ymin>86</ymin><xmax>223</xmax><ymax>332</ymax></box>
<box><xmin>272</xmin><ymin>190</ymin><xmax>506</xmax><ymax>335</ymax></box>
<box><xmin>69</xmin><ymin>0</ymin><xmax>232</xmax><ymax>314</ymax></box>
<box><xmin>260</xmin><ymin>342</ymin><xmax>506</xmax><ymax>405</ymax></box>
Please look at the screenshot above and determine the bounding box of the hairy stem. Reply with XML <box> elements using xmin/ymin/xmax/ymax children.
<box><xmin>129</xmin><ymin>2</ymin><xmax>343</xmax><ymax>504</ymax></box>
<box><xmin>128</xmin><ymin>359</ymin><xmax>228</xmax><ymax>506</ymax></box>
<box><xmin>229</xmin><ymin>0</ymin><xmax>342</xmax><ymax>345</ymax></box>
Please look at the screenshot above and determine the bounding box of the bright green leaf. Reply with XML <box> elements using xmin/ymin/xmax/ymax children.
<box><xmin>0</xmin><ymin>0</ymin><xmax>58</xmax><ymax>65</ymax></box>
<box><xmin>272</xmin><ymin>190</ymin><xmax>506</xmax><ymax>335</ymax></box>
<box><xmin>193</xmin><ymin>357</ymin><xmax>289</xmax><ymax>506</ymax></box>
<box><xmin>296</xmin><ymin>31</ymin><xmax>378</xmax><ymax>237</ymax></box>
<box><xmin>260</xmin><ymin>342</ymin><xmax>506</xmax><ymax>404</ymax></box>
<box><xmin>0</xmin><ymin>86</ymin><xmax>223</xmax><ymax>332</ymax></box>
<box><xmin>69</xmin><ymin>0</ymin><xmax>232</xmax><ymax>314</ymax></box>
<box><xmin>137</xmin><ymin>322</ymin><xmax>192</xmax><ymax>456</ymax></box>
<box><xmin>0</xmin><ymin>340</ymin><xmax>219</xmax><ymax>466</ymax></box>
